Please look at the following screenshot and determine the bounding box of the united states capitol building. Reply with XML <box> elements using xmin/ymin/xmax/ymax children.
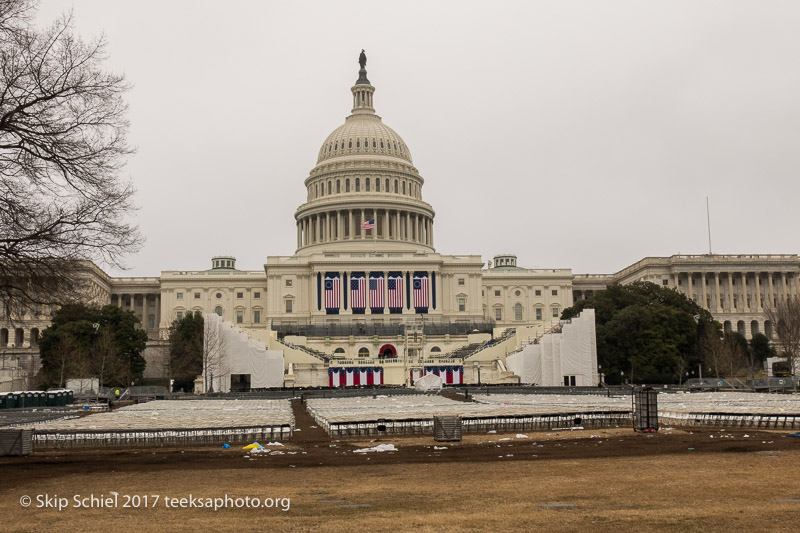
<box><xmin>2</xmin><ymin>56</ymin><xmax>799</xmax><ymax>388</ymax></box>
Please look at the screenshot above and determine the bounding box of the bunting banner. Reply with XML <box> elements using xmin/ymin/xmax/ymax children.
<box><xmin>369</xmin><ymin>272</ymin><xmax>385</xmax><ymax>313</ymax></box>
<box><xmin>324</xmin><ymin>272</ymin><xmax>340</xmax><ymax>314</ymax></box>
<box><xmin>350</xmin><ymin>272</ymin><xmax>366</xmax><ymax>314</ymax></box>
<box><xmin>328</xmin><ymin>367</ymin><xmax>384</xmax><ymax>387</ymax></box>
<box><xmin>387</xmin><ymin>271</ymin><xmax>403</xmax><ymax>313</ymax></box>
<box><xmin>413</xmin><ymin>271</ymin><xmax>429</xmax><ymax>313</ymax></box>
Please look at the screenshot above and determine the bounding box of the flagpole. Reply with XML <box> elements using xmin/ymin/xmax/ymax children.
<box><xmin>706</xmin><ymin>196</ymin><xmax>712</xmax><ymax>255</ymax></box>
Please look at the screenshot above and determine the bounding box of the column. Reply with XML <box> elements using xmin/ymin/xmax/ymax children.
<box><xmin>372</xmin><ymin>210</ymin><xmax>377</xmax><ymax>241</ymax></box>
<box><xmin>727</xmin><ymin>274</ymin><xmax>734</xmax><ymax>311</ymax></box>
<box><xmin>741</xmin><ymin>272</ymin><xmax>748</xmax><ymax>311</ymax></box>
<box><xmin>304</xmin><ymin>218</ymin><xmax>309</xmax><ymax>245</ymax></box>
<box><xmin>384</xmin><ymin>209</ymin><xmax>389</xmax><ymax>239</ymax></box>
<box><xmin>418</xmin><ymin>216</ymin><xmax>423</xmax><ymax>244</ymax></box>
<box><xmin>404</xmin><ymin>212</ymin><xmax>410</xmax><ymax>241</ymax></box>
<box><xmin>337</xmin><ymin>211</ymin><xmax>342</xmax><ymax>241</ymax></box>
<box><xmin>686</xmin><ymin>272</ymin><xmax>692</xmax><ymax>299</ymax></box>
<box><xmin>430</xmin><ymin>219</ymin><xmax>434</xmax><ymax>248</ymax></box>
<box><xmin>714</xmin><ymin>273</ymin><xmax>721</xmax><ymax>312</ymax></box>
<box><xmin>781</xmin><ymin>272</ymin><xmax>788</xmax><ymax>302</ymax></box>
<box><xmin>672</xmin><ymin>273</ymin><xmax>678</xmax><ymax>290</ymax></box>
<box><xmin>768</xmin><ymin>272</ymin><xmax>775</xmax><ymax>307</ymax></box>
<box><xmin>755</xmin><ymin>272</ymin><xmax>762</xmax><ymax>311</ymax></box>
<box><xmin>701</xmin><ymin>273</ymin><xmax>707</xmax><ymax>309</ymax></box>
<box><xmin>348</xmin><ymin>210</ymin><xmax>354</xmax><ymax>239</ymax></box>
<box><xmin>360</xmin><ymin>209</ymin><xmax>365</xmax><ymax>239</ymax></box>
<box><xmin>316</xmin><ymin>216</ymin><xmax>321</xmax><ymax>243</ymax></box>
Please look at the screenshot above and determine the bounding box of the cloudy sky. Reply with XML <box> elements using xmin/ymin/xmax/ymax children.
<box><xmin>36</xmin><ymin>1</ymin><xmax>800</xmax><ymax>277</ymax></box>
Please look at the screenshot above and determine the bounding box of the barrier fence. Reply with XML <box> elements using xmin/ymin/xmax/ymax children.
<box><xmin>33</xmin><ymin>424</ymin><xmax>293</xmax><ymax>449</ymax></box>
<box><xmin>659</xmin><ymin>412</ymin><xmax>800</xmax><ymax>430</ymax></box>
<box><xmin>322</xmin><ymin>411</ymin><xmax>633</xmax><ymax>437</ymax></box>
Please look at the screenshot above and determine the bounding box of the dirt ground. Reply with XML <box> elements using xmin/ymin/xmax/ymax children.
<box><xmin>2</xmin><ymin>400</ymin><xmax>800</xmax><ymax>532</ymax></box>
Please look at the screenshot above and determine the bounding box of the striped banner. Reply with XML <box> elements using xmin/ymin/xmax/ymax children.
<box><xmin>350</xmin><ymin>272</ymin><xmax>366</xmax><ymax>313</ymax></box>
<box><xmin>369</xmin><ymin>272</ymin><xmax>385</xmax><ymax>313</ymax></box>
<box><xmin>324</xmin><ymin>272</ymin><xmax>340</xmax><ymax>314</ymax></box>
<box><xmin>413</xmin><ymin>271</ymin><xmax>429</xmax><ymax>313</ymax></box>
<box><xmin>387</xmin><ymin>271</ymin><xmax>403</xmax><ymax>313</ymax></box>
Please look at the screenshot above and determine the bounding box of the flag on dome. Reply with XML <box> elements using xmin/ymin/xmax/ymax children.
<box><xmin>369</xmin><ymin>272</ymin><xmax>384</xmax><ymax>312</ymax></box>
<box><xmin>387</xmin><ymin>272</ymin><xmax>403</xmax><ymax>312</ymax></box>
<box><xmin>361</xmin><ymin>219</ymin><xmax>375</xmax><ymax>230</ymax></box>
<box><xmin>351</xmin><ymin>272</ymin><xmax>367</xmax><ymax>312</ymax></box>
<box><xmin>324</xmin><ymin>272</ymin><xmax>340</xmax><ymax>314</ymax></box>
<box><xmin>413</xmin><ymin>271</ymin><xmax>429</xmax><ymax>312</ymax></box>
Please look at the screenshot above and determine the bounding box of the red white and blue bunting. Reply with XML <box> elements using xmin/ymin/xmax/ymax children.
<box><xmin>328</xmin><ymin>367</ymin><xmax>384</xmax><ymax>387</ymax></box>
<box><xmin>410</xmin><ymin>366</ymin><xmax>463</xmax><ymax>385</ymax></box>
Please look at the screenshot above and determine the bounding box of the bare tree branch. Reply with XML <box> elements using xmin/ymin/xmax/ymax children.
<box><xmin>0</xmin><ymin>0</ymin><xmax>140</xmax><ymax>317</ymax></box>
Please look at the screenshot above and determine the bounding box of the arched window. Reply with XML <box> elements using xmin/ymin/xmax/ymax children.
<box><xmin>376</xmin><ymin>179</ymin><xmax>380</xmax><ymax>192</ymax></box>
<box><xmin>0</xmin><ymin>328</ymin><xmax>8</xmax><ymax>347</ymax></box>
<box><xmin>348</xmin><ymin>140</ymin><xmax>352</xmax><ymax>149</ymax></box>
<box><xmin>328</xmin><ymin>181</ymin><xmax>332</xmax><ymax>194</ymax></box>
<box><xmin>358</xmin><ymin>347</ymin><xmax>370</xmax><ymax>357</ymax></box>
<box><xmin>385</xmin><ymin>178</ymin><xmax>390</xmax><ymax>191</ymax></box>
<box><xmin>750</xmin><ymin>320</ymin><xmax>760</xmax><ymax>336</ymax></box>
<box><xmin>514</xmin><ymin>303</ymin><xmax>523</xmax><ymax>321</ymax></box>
<box><xmin>315</xmin><ymin>184</ymin><xmax>318</xmax><ymax>197</ymax></box>
<box><xmin>430</xmin><ymin>346</ymin><xmax>441</xmax><ymax>353</ymax></box>
<box><xmin>356</xmin><ymin>139</ymin><xmax>360</xmax><ymax>148</ymax></box>
<box><xmin>215</xmin><ymin>306</ymin><xmax>223</xmax><ymax>316</ymax></box>
<box><xmin>402</xmin><ymin>182</ymin><xmax>406</xmax><ymax>195</ymax></box>
<box><xmin>346</xmin><ymin>179</ymin><xmax>350</xmax><ymax>192</ymax></box>
<box><xmin>336</xmin><ymin>180</ymin><xmax>341</xmax><ymax>193</ymax></box>
<box><xmin>30</xmin><ymin>328</ymin><xmax>39</xmax><ymax>346</ymax></box>
<box><xmin>765</xmin><ymin>320</ymin><xmax>774</xmax><ymax>340</ymax></box>
<box><xmin>365</xmin><ymin>179</ymin><xmax>370</xmax><ymax>192</ymax></box>
<box><xmin>355</xmin><ymin>178</ymin><xmax>360</xmax><ymax>192</ymax></box>
<box><xmin>372</xmin><ymin>139</ymin><xmax>376</xmax><ymax>148</ymax></box>
<box><xmin>380</xmin><ymin>140</ymin><xmax>384</xmax><ymax>149</ymax></box>
<box><xmin>334</xmin><ymin>347</ymin><xmax>345</xmax><ymax>354</ymax></box>
<box><xmin>394</xmin><ymin>180</ymin><xmax>398</xmax><ymax>193</ymax></box>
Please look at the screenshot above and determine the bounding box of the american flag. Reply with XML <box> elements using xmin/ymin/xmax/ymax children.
<box><xmin>369</xmin><ymin>274</ymin><xmax>384</xmax><ymax>308</ymax></box>
<box><xmin>387</xmin><ymin>275</ymin><xmax>403</xmax><ymax>309</ymax></box>
<box><xmin>413</xmin><ymin>274</ymin><xmax>429</xmax><ymax>308</ymax></box>
<box><xmin>361</xmin><ymin>218</ymin><xmax>375</xmax><ymax>230</ymax></box>
<box><xmin>324</xmin><ymin>274</ymin><xmax>340</xmax><ymax>310</ymax></box>
<box><xmin>351</xmin><ymin>274</ymin><xmax>366</xmax><ymax>308</ymax></box>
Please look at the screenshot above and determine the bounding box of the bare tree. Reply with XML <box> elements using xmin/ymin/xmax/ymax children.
<box><xmin>0</xmin><ymin>0</ymin><xmax>140</xmax><ymax>316</ymax></box>
<box><xmin>764</xmin><ymin>296</ymin><xmax>800</xmax><ymax>376</ymax></box>
<box><xmin>48</xmin><ymin>334</ymin><xmax>83</xmax><ymax>388</ymax></box>
<box><xmin>202</xmin><ymin>316</ymin><xmax>229</xmax><ymax>393</ymax></box>
<box><xmin>92</xmin><ymin>327</ymin><xmax>125</xmax><ymax>388</ymax></box>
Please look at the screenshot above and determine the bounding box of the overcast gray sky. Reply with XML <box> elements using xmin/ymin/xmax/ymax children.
<box><xmin>37</xmin><ymin>1</ymin><xmax>800</xmax><ymax>277</ymax></box>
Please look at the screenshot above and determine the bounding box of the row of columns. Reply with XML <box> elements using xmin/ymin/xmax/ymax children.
<box><xmin>111</xmin><ymin>293</ymin><xmax>161</xmax><ymax>331</ymax></box>
<box><xmin>298</xmin><ymin>209</ymin><xmax>433</xmax><ymax>248</ymax></box>
<box><xmin>0</xmin><ymin>327</ymin><xmax>39</xmax><ymax>348</ymax></box>
<box><xmin>674</xmin><ymin>271</ymin><xmax>799</xmax><ymax>313</ymax></box>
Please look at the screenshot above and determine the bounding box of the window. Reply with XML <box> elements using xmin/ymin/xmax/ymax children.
<box><xmin>358</xmin><ymin>347</ymin><xmax>369</xmax><ymax>357</ymax></box>
<box><xmin>254</xmin><ymin>292</ymin><xmax>261</xmax><ymax>299</ymax></box>
<box><xmin>385</xmin><ymin>178</ymin><xmax>389</xmax><ymax>191</ymax></box>
<box><xmin>536</xmin><ymin>308</ymin><xmax>542</xmax><ymax>320</ymax></box>
<box><xmin>515</xmin><ymin>290</ymin><xmax>521</xmax><ymax>296</ymax></box>
<box><xmin>402</xmin><ymin>182</ymin><xmax>406</xmax><ymax>194</ymax></box>
<box><xmin>552</xmin><ymin>289</ymin><xmax>558</xmax><ymax>296</ymax></box>
<box><xmin>458</xmin><ymin>278</ymin><xmax>465</xmax><ymax>286</ymax></box>
<box><xmin>336</xmin><ymin>180</ymin><xmax>341</xmax><ymax>193</ymax></box>
<box><xmin>194</xmin><ymin>292</ymin><xmax>200</xmax><ymax>299</ymax></box>
<box><xmin>328</xmin><ymin>181</ymin><xmax>332</xmax><ymax>194</ymax></box>
<box><xmin>662</xmin><ymin>279</ymin><xmax>669</xmax><ymax>286</ymax></box>
<box><xmin>394</xmin><ymin>180</ymin><xmax>398</xmax><ymax>193</ymax></box>
<box><xmin>458</xmin><ymin>298</ymin><xmax>466</xmax><ymax>312</ymax></box>
<box><xmin>346</xmin><ymin>179</ymin><xmax>350</xmax><ymax>192</ymax></box>
<box><xmin>376</xmin><ymin>179</ymin><xmax>380</xmax><ymax>192</ymax></box>
<box><xmin>514</xmin><ymin>303</ymin><xmax>523</xmax><ymax>321</ymax></box>
<box><xmin>216</xmin><ymin>292</ymin><xmax>222</xmax><ymax>299</ymax></box>
<box><xmin>176</xmin><ymin>311</ymin><xmax>184</xmax><ymax>320</ymax></box>
<box><xmin>430</xmin><ymin>346</ymin><xmax>441</xmax><ymax>353</ymax></box>
<box><xmin>148</xmin><ymin>315</ymin><xmax>155</xmax><ymax>329</ymax></box>
<box><xmin>236</xmin><ymin>310</ymin><xmax>244</xmax><ymax>324</ymax></box>
<box><xmin>535</xmin><ymin>290</ymin><xmax>541</xmax><ymax>296</ymax></box>
<box><xmin>253</xmin><ymin>310</ymin><xmax>261</xmax><ymax>323</ymax></box>
<box><xmin>494</xmin><ymin>290</ymin><xmax>501</xmax><ymax>297</ymax></box>
<box><xmin>552</xmin><ymin>306</ymin><xmax>560</xmax><ymax>318</ymax></box>
<box><xmin>356</xmin><ymin>178</ymin><xmax>360</xmax><ymax>191</ymax></box>
<box><xmin>285</xmin><ymin>279</ymin><xmax>293</xmax><ymax>287</ymax></box>
<box><xmin>176</xmin><ymin>292</ymin><xmax>183</xmax><ymax>300</ymax></box>
<box><xmin>495</xmin><ymin>308</ymin><xmax>503</xmax><ymax>321</ymax></box>
<box><xmin>285</xmin><ymin>300</ymin><xmax>293</xmax><ymax>313</ymax></box>
<box><xmin>215</xmin><ymin>306</ymin><xmax>223</xmax><ymax>316</ymax></box>
<box><xmin>366</xmin><ymin>179</ymin><xmax>370</xmax><ymax>191</ymax></box>
<box><xmin>237</xmin><ymin>292</ymin><xmax>244</xmax><ymax>299</ymax></box>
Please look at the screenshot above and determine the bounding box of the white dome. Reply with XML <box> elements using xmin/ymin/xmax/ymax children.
<box><xmin>316</xmin><ymin>114</ymin><xmax>412</xmax><ymax>165</ymax></box>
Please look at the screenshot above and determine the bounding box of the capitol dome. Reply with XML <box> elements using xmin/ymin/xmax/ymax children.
<box><xmin>294</xmin><ymin>53</ymin><xmax>435</xmax><ymax>256</ymax></box>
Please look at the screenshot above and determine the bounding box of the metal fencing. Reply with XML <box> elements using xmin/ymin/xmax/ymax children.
<box><xmin>659</xmin><ymin>411</ymin><xmax>800</xmax><ymax>430</ymax></box>
<box><xmin>33</xmin><ymin>424</ymin><xmax>293</xmax><ymax>449</ymax></box>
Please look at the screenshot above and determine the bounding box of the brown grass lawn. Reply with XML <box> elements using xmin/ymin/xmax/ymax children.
<box><xmin>2</xmin><ymin>428</ymin><xmax>800</xmax><ymax>532</ymax></box>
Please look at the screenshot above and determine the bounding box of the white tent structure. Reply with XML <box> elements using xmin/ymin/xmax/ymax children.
<box><xmin>506</xmin><ymin>309</ymin><xmax>598</xmax><ymax>386</ymax></box>
<box><xmin>203</xmin><ymin>313</ymin><xmax>285</xmax><ymax>392</ymax></box>
<box><xmin>414</xmin><ymin>372</ymin><xmax>444</xmax><ymax>392</ymax></box>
